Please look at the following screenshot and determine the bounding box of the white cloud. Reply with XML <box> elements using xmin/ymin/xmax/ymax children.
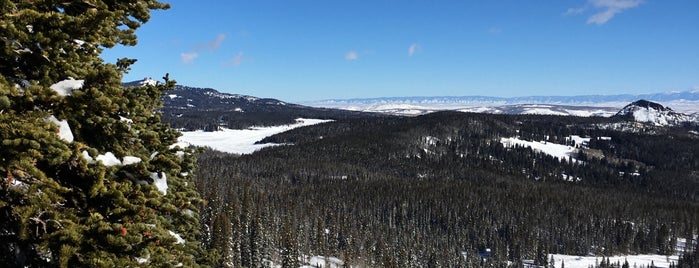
<box><xmin>345</xmin><ymin>51</ymin><xmax>358</xmax><ymax>61</ymax></box>
<box><xmin>566</xmin><ymin>0</ymin><xmax>643</xmax><ymax>25</ymax></box>
<box><xmin>180</xmin><ymin>52</ymin><xmax>198</xmax><ymax>64</ymax></box>
<box><xmin>408</xmin><ymin>43</ymin><xmax>420</xmax><ymax>57</ymax></box>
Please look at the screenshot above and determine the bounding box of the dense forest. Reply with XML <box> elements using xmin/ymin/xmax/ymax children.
<box><xmin>193</xmin><ymin>112</ymin><xmax>699</xmax><ymax>267</ymax></box>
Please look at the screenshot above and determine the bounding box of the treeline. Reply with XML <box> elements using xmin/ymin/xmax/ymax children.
<box><xmin>194</xmin><ymin>112</ymin><xmax>698</xmax><ymax>267</ymax></box>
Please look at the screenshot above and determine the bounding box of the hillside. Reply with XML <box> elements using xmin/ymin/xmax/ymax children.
<box><xmin>125</xmin><ymin>79</ymin><xmax>385</xmax><ymax>131</ymax></box>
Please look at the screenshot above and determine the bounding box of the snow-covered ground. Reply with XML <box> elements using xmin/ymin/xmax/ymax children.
<box><xmin>177</xmin><ymin>118</ymin><xmax>332</xmax><ymax>154</ymax></box>
<box><xmin>500</xmin><ymin>136</ymin><xmax>589</xmax><ymax>163</ymax></box>
<box><xmin>549</xmin><ymin>254</ymin><xmax>679</xmax><ymax>268</ymax></box>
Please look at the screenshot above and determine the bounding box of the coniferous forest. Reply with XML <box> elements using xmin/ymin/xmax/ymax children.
<box><xmin>195</xmin><ymin>112</ymin><xmax>699</xmax><ymax>267</ymax></box>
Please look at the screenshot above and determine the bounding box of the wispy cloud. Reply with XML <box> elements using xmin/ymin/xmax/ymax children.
<box><xmin>181</xmin><ymin>33</ymin><xmax>226</xmax><ymax>63</ymax></box>
<box><xmin>564</xmin><ymin>7</ymin><xmax>587</xmax><ymax>16</ymax></box>
<box><xmin>345</xmin><ymin>51</ymin><xmax>358</xmax><ymax>61</ymax></box>
<box><xmin>207</xmin><ymin>33</ymin><xmax>226</xmax><ymax>50</ymax></box>
<box><xmin>487</xmin><ymin>26</ymin><xmax>502</xmax><ymax>35</ymax></box>
<box><xmin>408</xmin><ymin>43</ymin><xmax>420</xmax><ymax>57</ymax></box>
<box><xmin>566</xmin><ymin>0</ymin><xmax>643</xmax><ymax>25</ymax></box>
<box><xmin>180</xmin><ymin>52</ymin><xmax>198</xmax><ymax>64</ymax></box>
<box><xmin>230</xmin><ymin>52</ymin><xmax>245</xmax><ymax>66</ymax></box>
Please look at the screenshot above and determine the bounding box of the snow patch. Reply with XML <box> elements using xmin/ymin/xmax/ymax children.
<box><xmin>50</xmin><ymin>78</ymin><xmax>84</xmax><ymax>96</ymax></box>
<box><xmin>119</xmin><ymin>116</ymin><xmax>133</xmax><ymax>124</ymax></box>
<box><xmin>183</xmin><ymin>209</ymin><xmax>195</xmax><ymax>217</ymax></box>
<box><xmin>168</xmin><ymin>230</ymin><xmax>185</xmax><ymax>244</ymax></box>
<box><xmin>500</xmin><ymin>137</ymin><xmax>581</xmax><ymax>163</ymax></box>
<box><xmin>46</xmin><ymin>116</ymin><xmax>74</xmax><ymax>142</ymax></box>
<box><xmin>88</xmin><ymin>152</ymin><xmax>142</xmax><ymax>167</ymax></box>
<box><xmin>522</xmin><ymin>108</ymin><xmax>568</xmax><ymax>116</ymax></box>
<box><xmin>96</xmin><ymin>152</ymin><xmax>121</xmax><ymax>167</ymax></box>
<box><xmin>135</xmin><ymin>254</ymin><xmax>150</xmax><ymax>264</ymax></box>
<box><xmin>549</xmin><ymin>254</ymin><xmax>678</xmax><ymax>268</ymax></box>
<box><xmin>81</xmin><ymin>151</ymin><xmax>93</xmax><ymax>162</ymax></box>
<box><xmin>307</xmin><ymin>256</ymin><xmax>344</xmax><ymax>268</ymax></box>
<box><xmin>121</xmin><ymin>156</ymin><xmax>142</xmax><ymax>165</ymax></box>
<box><xmin>169</xmin><ymin>142</ymin><xmax>189</xmax><ymax>150</ymax></box>
<box><xmin>567</xmin><ymin>135</ymin><xmax>590</xmax><ymax>147</ymax></box>
<box><xmin>151</xmin><ymin>172</ymin><xmax>168</xmax><ymax>195</ymax></box>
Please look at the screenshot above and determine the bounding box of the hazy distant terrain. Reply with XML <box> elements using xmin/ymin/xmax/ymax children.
<box><xmin>304</xmin><ymin>90</ymin><xmax>699</xmax><ymax>116</ymax></box>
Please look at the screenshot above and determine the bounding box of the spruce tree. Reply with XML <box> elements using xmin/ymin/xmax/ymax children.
<box><xmin>1</xmin><ymin>1</ymin><xmax>212</xmax><ymax>266</ymax></box>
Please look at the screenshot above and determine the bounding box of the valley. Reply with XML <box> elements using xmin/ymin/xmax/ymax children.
<box><xmin>163</xmin><ymin>84</ymin><xmax>699</xmax><ymax>267</ymax></box>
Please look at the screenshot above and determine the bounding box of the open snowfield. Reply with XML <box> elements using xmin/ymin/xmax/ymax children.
<box><xmin>549</xmin><ymin>254</ymin><xmax>679</xmax><ymax>268</ymax></box>
<box><xmin>500</xmin><ymin>136</ymin><xmax>586</xmax><ymax>163</ymax></box>
<box><xmin>177</xmin><ymin>118</ymin><xmax>332</xmax><ymax>154</ymax></box>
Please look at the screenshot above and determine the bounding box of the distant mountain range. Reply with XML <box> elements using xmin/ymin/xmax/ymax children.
<box><xmin>124</xmin><ymin>78</ymin><xmax>698</xmax><ymax>129</ymax></box>
<box><xmin>303</xmin><ymin>90</ymin><xmax>699</xmax><ymax>116</ymax></box>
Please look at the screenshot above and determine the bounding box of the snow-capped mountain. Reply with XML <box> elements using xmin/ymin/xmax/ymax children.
<box><xmin>614</xmin><ymin>100</ymin><xmax>692</xmax><ymax>126</ymax></box>
<box><xmin>303</xmin><ymin>90</ymin><xmax>699</xmax><ymax>116</ymax></box>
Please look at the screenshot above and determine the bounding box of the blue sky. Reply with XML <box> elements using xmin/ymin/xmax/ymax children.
<box><xmin>101</xmin><ymin>0</ymin><xmax>699</xmax><ymax>102</ymax></box>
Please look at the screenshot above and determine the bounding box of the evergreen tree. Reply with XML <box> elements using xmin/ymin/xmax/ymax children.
<box><xmin>1</xmin><ymin>1</ymin><xmax>212</xmax><ymax>266</ymax></box>
<box><xmin>535</xmin><ymin>241</ymin><xmax>548</xmax><ymax>266</ymax></box>
<box><xmin>280</xmin><ymin>217</ymin><xmax>299</xmax><ymax>268</ymax></box>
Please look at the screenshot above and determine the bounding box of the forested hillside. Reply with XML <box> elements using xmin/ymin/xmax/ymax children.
<box><xmin>194</xmin><ymin>112</ymin><xmax>699</xmax><ymax>267</ymax></box>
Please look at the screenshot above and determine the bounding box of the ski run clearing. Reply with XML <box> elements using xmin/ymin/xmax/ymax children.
<box><xmin>177</xmin><ymin>118</ymin><xmax>332</xmax><ymax>154</ymax></box>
